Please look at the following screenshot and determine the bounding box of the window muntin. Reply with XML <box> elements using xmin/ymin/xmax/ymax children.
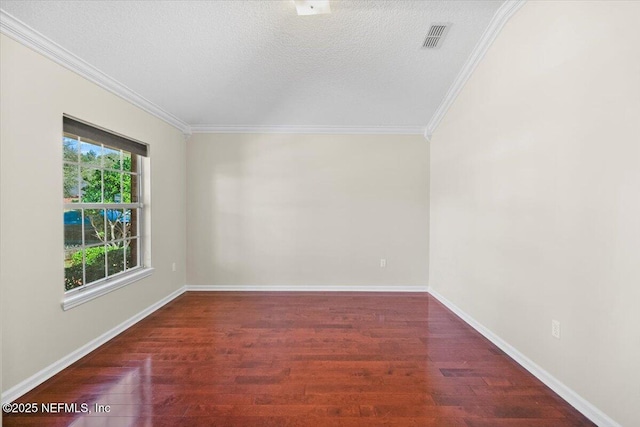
<box><xmin>63</xmin><ymin>128</ymin><xmax>143</xmax><ymax>292</ymax></box>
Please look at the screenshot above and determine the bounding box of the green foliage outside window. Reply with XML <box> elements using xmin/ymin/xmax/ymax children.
<box><xmin>64</xmin><ymin>246</ymin><xmax>130</xmax><ymax>291</ymax></box>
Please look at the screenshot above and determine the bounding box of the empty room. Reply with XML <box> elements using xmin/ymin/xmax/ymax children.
<box><xmin>1</xmin><ymin>1</ymin><xmax>638</xmax><ymax>426</ymax></box>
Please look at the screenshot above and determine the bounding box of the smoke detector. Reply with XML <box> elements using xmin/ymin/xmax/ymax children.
<box><xmin>422</xmin><ymin>23</ymin><xmax>451</xmax><ymax>49</ymax></box>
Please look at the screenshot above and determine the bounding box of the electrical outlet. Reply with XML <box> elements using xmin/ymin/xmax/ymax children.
<box><xmin>380</xmin><ymin>258</ymin><xmax>386</xmax><ymax>268</ymax></box>
<box><xmin>172</xmin><ymin>262</ymin><xmax>176</xmax><ymax>272</ymax></box>
<box><xmin>551</xmin><ymin>320</ymin><xmax>560</xmax><ymax>339</ymax></box>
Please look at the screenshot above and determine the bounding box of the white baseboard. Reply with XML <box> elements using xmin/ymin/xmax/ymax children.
<box><xmin>5</xmin><ymin>283</ymin><xmax>619</xmax><ymax>427</ymax></box>
<box><xmin>3</xmin><ymin>284</ymin><xmax>426</xmax><ymax>403</ymax></box>
<box><xmin>185</xmin><ymin>284</ymin><xmax>428</xmax><ymax>292</ymax></box>
<box><xmin>1</xmin><ymin>286</ymin><xmax>187</xmax><ymax>404</ymax></box>
<box><xmin>427</xmin><ymin>286</ymin><xmax>621</xmax><ymax>427</ymax></box>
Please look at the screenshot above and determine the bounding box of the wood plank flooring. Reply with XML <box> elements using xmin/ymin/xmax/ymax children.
<box><xmin>3</xmin><ymin>292</ymin><xmax>594</xmax><ymax>426</ymax></box>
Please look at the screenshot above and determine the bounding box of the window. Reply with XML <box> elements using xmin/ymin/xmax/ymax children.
<box><xmin>62</xmin><ymin>116</ymin><xmax>150</xmax><ymax>309</ymax></box>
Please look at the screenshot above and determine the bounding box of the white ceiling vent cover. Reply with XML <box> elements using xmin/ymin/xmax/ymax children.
<box><xmin>422</xmin><ymin>23</ymin><xmax>452</xmax><ymax>49</ymax></box>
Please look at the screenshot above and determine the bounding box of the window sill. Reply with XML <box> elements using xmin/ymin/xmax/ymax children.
<box><xmin>62</xmin><ymin>267</ymin><xmax>154</xmax><ymax>311</ymax></box>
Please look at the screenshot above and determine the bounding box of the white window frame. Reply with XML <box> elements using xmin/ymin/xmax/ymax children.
<box><xmin>62</xmin><ymin>116</ymin><xmax>153</xmax><ymax>310</ymax></box>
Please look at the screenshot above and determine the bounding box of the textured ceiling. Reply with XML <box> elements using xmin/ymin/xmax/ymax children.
<box><xmin>1</xmin><ymin>1</ymin><xmax>503</xmax><ymax>130</ymax></box>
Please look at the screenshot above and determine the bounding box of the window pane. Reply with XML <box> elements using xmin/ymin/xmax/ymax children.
<box><xmin>63</xmin><ymin>137</ymin><xmax>79</xmax><ymax>162</ymax></box>
<box><xmin>103</xmin><ymin>171</ymin><xmax>122</xmax><ymax>203</ymax></box>
<box><xmin>123</xmin><ymin>173</ymin><xmax>138</xmax><ymax>203</ymax></box>
<box><xmin>103</xmin><ymin>146</ymin><xmax>121</xmax><ymax>170</ymax></box>
<box><xmin>64</xmin><ymin>247</ymin><xmax>84</xmax><ymax>291</ymax></box>
<box><xmin>64</xmin><ymin>209</ymin><xmax>83</xmax><ymax>247</ymax></box>
<box><xmin>80</xmin><ymin>140</ymin><xmax>102</xmax><ymax>166</ymax></box>
<box><xmin>123</xmin><ymin>209</ymin><xmax>137</xmax><ymax>239</ymax></box>
<box><xmin>84</xmin><ymin>246</ymin><xmax>106</xmax><ymax>283</ymax></box>
<box><xmin>63</xmin><ymin>164</ymin><xmax>80</xmax><ymax>202</ymax></box>
<box><xmin>81</xmin><ymin>167</ymin><xmax>102</xmax><ymax>203</ymax></box>
<box><xmin>125</xmin><ymin>238</ymin><xmax>139</xmax><ymax>270</ymax></box>
<box><xmin>123</xmin><ymin>173</ymin><xmax>131</xmax><ymax>203</ymax></box>
<box><xmin>122</xmin><ymin>151</ymin><xmax>132</xmax><ymax>172</ymax></box>
<box><xmin>84</xmin><ymin>209</ymin><xmax>106</xmax><ymax>245</ymax></box>
<box><xmin>131</xmin><ymin>153</ymin><xmax>138</xmax><ymax>174</ymax></box>
<box><xmin>105</xmin><ymin>209</ymin><xmax>128</xmax><ymax>243</ymax></box>
<box><xmin>107</xmin><ymin>245</ymin><xmax>126</xmax><ymax>276</ymax></box>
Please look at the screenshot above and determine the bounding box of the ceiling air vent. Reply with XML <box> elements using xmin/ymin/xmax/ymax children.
<box><xmin>422</xmin><ymin>23</ymin><xmax>451</xmax><ymax>49</ymax></box>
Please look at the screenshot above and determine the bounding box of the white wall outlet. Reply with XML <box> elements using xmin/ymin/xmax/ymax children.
<box><xmin>172</xmin><ymin>262</ymin><xmax>176</xmax><ymax>272</ymax></box>
<box><xmin>551</xmin><ymin>319</ymin><xmax>561</xmax><ymax>339</ymax></box>
<box><xmin>380</xmin><ymin>258</ymin><xmax>387</xmax><ymax>268</ymax></box>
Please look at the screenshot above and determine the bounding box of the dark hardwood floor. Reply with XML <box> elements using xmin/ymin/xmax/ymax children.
<box><xmin>3</xmin><ymin>292</ymin><xmax>594</xmax><ymax>426</ymax></box>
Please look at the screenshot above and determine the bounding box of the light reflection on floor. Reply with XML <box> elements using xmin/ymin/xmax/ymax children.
<box><xmin>68</xmin><ymin>357</ymin><xmax>152</xmax><ymax>426</ymax></box>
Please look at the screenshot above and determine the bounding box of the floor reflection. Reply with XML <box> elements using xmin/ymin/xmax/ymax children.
<box><xmin>67</xmin><ymin>357</ymin><xmax>152</xmax><ymax>426</ymax></box>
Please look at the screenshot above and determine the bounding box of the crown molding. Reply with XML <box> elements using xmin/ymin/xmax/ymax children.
<box><xmin>0</xmin><ymin>9</ymin><xmax>191</xmax><ymax>135</ymax></box>
<box><xmin>190</xmin><ymin>125</ymin><xmax>426</xmax><ymax>135</ymax></box>
<box><xmin>425</xmin><ymin>0</ymin><xmax>526</xmax><ymax>141</ymax></box>
<box><xmin>2</xmin><ymin>2</ymin><xmax>524</xmax><ymax>142</ymax></box>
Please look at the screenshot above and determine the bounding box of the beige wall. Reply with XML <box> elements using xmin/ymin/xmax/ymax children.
<box><xmin>0</xmin><ymin>35</ymin><xmax>187</xmax><ymax>392</ymax></box>
<box><xmin>429</xmin><ymin>2</ymin><xmax>640</xmax><ymax>426</ymax></box>
<box><xmin>187</xmin><ymin>133</ymin><xmax>429</xmax><ymax>289</ymax></box>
